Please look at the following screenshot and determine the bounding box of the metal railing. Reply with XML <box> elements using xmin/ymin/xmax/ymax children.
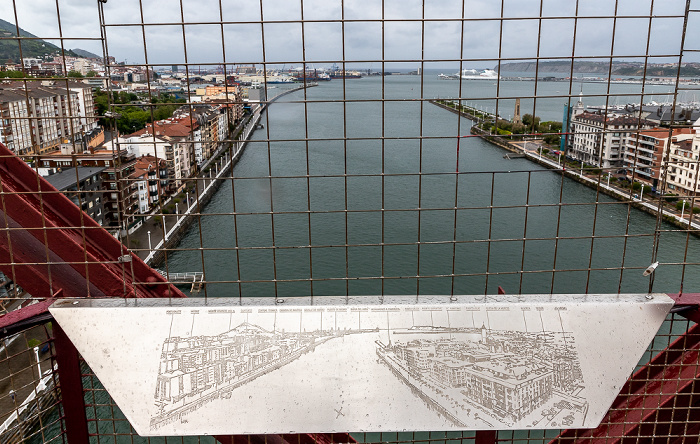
<box><xmin>0</xmin><ymin>0</ymin><xmax>699</xmax><ymax>442</ymax></box>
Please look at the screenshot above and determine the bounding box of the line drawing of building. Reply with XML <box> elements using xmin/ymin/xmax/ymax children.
<box><xmin>376</xmin><ymin>323</ymin><xmax>586</xmax><ymax>427</ymax></box>
<box><xmin>149</xmin><ymin>307</ymin><xmax>588</xmax><ymax>431</ymax></box>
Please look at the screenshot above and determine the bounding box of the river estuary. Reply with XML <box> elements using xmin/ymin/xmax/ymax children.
<box><xmin>163</xmin><ymin>72</ymin><xmax>700</xmax><ymax>298</ymax></box>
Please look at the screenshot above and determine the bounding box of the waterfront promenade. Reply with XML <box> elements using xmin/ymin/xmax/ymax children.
<box><xmin>129</xmin><ymin>83</ymin><xmax>317</xmax><ymax>266</ymax></box>
<box><xmin>429</xmin><ymin>99</ymin><xmax>700</xmax><ymax>233</ymax></box>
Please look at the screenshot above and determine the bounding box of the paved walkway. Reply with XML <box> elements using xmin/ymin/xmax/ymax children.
<box><xmin>0</xmin><ymin>324</ymin><xmax>53</xmax><ymax>432</ymax></box>
<box><xmin>509</xmin><ymin>142</ymin><xmax>700</xmax><ymax>230</ymax></box>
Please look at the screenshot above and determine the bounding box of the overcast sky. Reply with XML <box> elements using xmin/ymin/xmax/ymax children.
<box><xmin>2</xmin><ymin>0</ymin><xmax>697</xmax><ymax>69</ymax></box>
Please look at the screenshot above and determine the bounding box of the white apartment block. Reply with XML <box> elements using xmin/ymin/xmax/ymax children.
<box><xmin>0</xmin><ymin>90</ymin><xmax>32</xmax><ymax>155</ymax></box>
<box><xmin>0</xmin><ymin>81</ymin><xmax>98</xmax><ymax>155</ymax></box>
<box><xmin>664</xmin><ymin>122</ymin><xmax>700</xmax><ymax>196</ymax></box>
<box><xmin>569</xmin><ymin>111</ymin><xmax>654</xmax><ymax>169</ymax></box>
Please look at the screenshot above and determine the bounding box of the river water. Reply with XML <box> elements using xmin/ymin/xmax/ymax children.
<box><xmin>165</xmin><ymin>72</ymin><xmax>699</xmax><ymax>298</ymax></box>
<box><xmin>29</xmin><ymin>73</ymin><xmax>700</xmax><ymax>444</ymax></box>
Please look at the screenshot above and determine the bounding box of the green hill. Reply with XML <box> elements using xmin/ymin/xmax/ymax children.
<box><xmin>0</xmin><ymin>17</ymin><xmax>77</xmax><ymax>63</ymax></box>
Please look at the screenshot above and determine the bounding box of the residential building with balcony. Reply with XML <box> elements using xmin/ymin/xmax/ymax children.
<box><xmin>125</xmin><ymin>118</ymin><xmax>199</xmax><ymax>190</ymax></box>
<box><xmin>44</xmin><ymin>166</ymin><xmax>106</xmax><ymax>225</ymax></box>
<box><xmin>131</xmin><ymin>155</ymin><xmax>169</xmax><ymax>213</ymax></box>
<box><xmin>623</xmin><ymin>128</ymin><xmax>693</xmax><ymax>188</ymax></box>
<box><xmin>0</xmin><ymin>81</ymin><xmax>98</xmax><ymax>155</ymax></box>
<box><xmin>36</xmin><ymin>145</ymin><xmax>139</xmax><ymax>233</ymax></box>
<box><xmin>0</xmin><ymin>89</ymin><xmax>32</xmax><ymax>155</ymax></box>
<box><xmin>664</xmin><ymin>124</ymin><xmax>700</xmax><ymax>196</ymax></box>
<box><xmin>173</xmin><ymin>104</ymin><xmax>221</xmax><ymax>164</ymax></box>
<box><xmin>569</xmin><ymin>111</ymin><xmax>654</xmax><ymax>169</ymax></box>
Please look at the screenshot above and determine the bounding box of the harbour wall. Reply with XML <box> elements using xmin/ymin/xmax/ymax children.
<box><xmin>429</xmin><ymin>100</ymin><xmax>700</xmax><ymax>234</ymax></box>
<box><xmin>144</xmin><ymin>84</ymin><xmax>317</xmax><ymax>267</ymax></box>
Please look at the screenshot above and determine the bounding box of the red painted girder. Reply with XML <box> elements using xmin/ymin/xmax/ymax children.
<box><xmin>667</xmin><ymin>292</ymin><xmax>700</xmax><ymax>306</ymax></box>
<box><xmin>54</xmin><ymin>321</ymin><xmax>90</xmax><ymax>444</ymax></box>
<box><xmin>551</xmin><ymin>322</ymin><xmax>700</xmax><ymax>443</ymax></box>
<box><xmin>0</xmin><ymin>143</ymin><xmax>183</xmax><ymax>299</ymax></box>
<box><xmin>0</xmin><ymin>297</ymin><xmax>54</xmax><ymax>339</ymax></box>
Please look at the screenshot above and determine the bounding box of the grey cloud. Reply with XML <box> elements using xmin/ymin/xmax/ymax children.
<box><xmin>2</xmin><ymin>0</ymin><xmax>695</xmax><ymax>68</ymax></box>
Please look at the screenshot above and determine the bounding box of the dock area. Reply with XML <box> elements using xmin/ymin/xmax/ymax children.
<box><xmin>429</xmin><ymin>99</ymin><xmax>700</xmax><ymax>233</ymax></box>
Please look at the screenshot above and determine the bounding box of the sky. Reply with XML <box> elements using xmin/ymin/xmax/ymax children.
<box><xmin>2</xmin><ymin>0</ymin><xmax>697</xmax><ymax>69</ymax></box>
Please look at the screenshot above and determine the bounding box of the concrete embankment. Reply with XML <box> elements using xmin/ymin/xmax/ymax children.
<box><xmin>429</xmin><ymin>99</ymin><xmax>700</xmax><ymax>234</ymax></box>
<box><xmin>144</xmin><ymin>109</ymin><xmax>262</xmax><ymax>266</ymax></box>
<box><xmin>142</xmin><ymin>84</ymin><xmax>317</xmax><ymax>266</ymax></box>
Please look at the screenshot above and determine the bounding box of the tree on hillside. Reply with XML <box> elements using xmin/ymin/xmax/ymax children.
<box><xmin>0</xmin><ymin>70</ymin><xmax>29</xmax><ymax>78</ymax></box>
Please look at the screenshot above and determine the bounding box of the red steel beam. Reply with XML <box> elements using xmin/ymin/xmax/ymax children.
<box><xmin>215</xmin><ymin>433</ymin><xmax>357</xmax><ymax>444</ymax></box>
<box><xmin>0</xmin><ymin>143</ymin><xmax>183</xmax><ymax>299</ymax></box>
<box><xmin>53</xmin><ymin>320</ymin><xmax>90</xmax><ymax>444</ymax></box>
<box><xmin>0</xmin><ymin>145</ymin><xmax>348</xmax><ymax>444</ymax></box>
<box><xmin>551</xmin><ymin>322</ymin><xmax>700</xmax><ymax>443</ymax></box>
<box><xmin>0</xmin><ymin>297</ymin><xmax>54</xmax><ymax>339</ymax></box>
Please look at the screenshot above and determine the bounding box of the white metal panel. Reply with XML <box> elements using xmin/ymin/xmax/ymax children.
<box><xmin>49</xmin><ymin>294</ymin><xmax>673</xmax><ymax>435</ymax></box>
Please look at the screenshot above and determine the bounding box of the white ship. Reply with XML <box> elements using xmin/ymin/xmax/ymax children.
<box><xmin>437</xmin><ymin>69</ymin><xmax>500</xmax><ymax>80</ymax></box>
<box><xmin>460</xmin><ymin>69</ymin><xmax>500</xmax><ymax>80</ymax></box>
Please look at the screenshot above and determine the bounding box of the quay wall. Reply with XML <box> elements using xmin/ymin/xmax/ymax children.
<box><xmin>146</xmin><ymin>110</ymin><xmax>262</xmax><ymax>267</ymax></box>
<box><xmin>429</xmin><ymin>100</ymin><xmax>700</xmax><ymax>235</ymax></box>
<box><xmin>145</xmin><ymin>84</ymin><xmax>316</xmax><ymax>267</ymax></box>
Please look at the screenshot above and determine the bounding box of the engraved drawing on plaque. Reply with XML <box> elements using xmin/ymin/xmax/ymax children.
<box><xmin>150</xmin><ymin>305</ymin><xmax>588</xmax><ymax>431</ymax></box>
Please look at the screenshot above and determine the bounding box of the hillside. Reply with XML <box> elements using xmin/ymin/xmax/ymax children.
<box><xmin>71</xmin><ymin>48</ymin><xmax>101</xmax><ymax>59</ymax></box>
<box><xmin>496</xmin><ymin>60</ymin><xmax>700</xmax><ymax>77</ymax></box>
<box><xmin>0</xmin><ymin>17</ymin><xmax>77</xmax><ymax>62</ymax></box>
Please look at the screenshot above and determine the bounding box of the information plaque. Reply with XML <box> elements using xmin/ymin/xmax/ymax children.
<box><xmin>50</xmin><ymin>294</ymin><xmax>673</xmax><ymax>435</ymax></box>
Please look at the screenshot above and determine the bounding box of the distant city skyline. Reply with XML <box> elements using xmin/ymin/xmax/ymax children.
<box><xmin>3</xmin><ymin>0</ymin><xmax>697</xmax><ymax>68</ymax></box>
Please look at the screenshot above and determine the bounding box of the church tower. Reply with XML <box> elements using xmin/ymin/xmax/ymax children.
<box><xmin>572</xmin><ymin>88</ymin><xmax>585</xmax><ymax>117</ymax></box>
<box><xmin>513</xmin><ymin>98</ymin><xmax>522</xmax><ymax>125</ymax></box>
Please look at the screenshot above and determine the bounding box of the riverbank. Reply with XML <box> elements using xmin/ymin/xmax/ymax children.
<box><xmin>429</xmin><ymin>99</ymin><xmax>700</xmax><ymax>234</ymax></box>
<box><xmin>129</xmin><ymin>84</ymin><xmax>317</xmax><ymax>266</ymax></box>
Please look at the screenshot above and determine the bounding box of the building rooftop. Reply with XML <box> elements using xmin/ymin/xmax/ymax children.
<box><xmin>575</xmin><ymin>111</ymin><xmax>653</xmax><ymax>128</ymax></box>
<box><xmin>44</xmin><ymin>166</ymin><xmax>106</xmax><ymax>191</ymax></box>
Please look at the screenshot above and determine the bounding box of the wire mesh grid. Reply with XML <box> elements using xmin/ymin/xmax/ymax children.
<box><xmin>0</xmin><ymin>0</ymin><xmax>699</xmax><ymax>442</ymax></box>
<box><xmin>0</xmin><ymin>323</ymin><xmax>60</xmax><ymax>443</ymax></box>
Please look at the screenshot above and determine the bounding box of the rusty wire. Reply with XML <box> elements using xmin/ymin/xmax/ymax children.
<box><xmin>0</xmin><ymin>0</ymin><xmax>699</xmax><ymax>441</ymax></box>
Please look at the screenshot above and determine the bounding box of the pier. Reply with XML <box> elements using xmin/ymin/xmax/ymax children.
<box><xmin>155</xmin><ymin>269</ymin><xmax>205</xmax><ymax>292</ymax></box>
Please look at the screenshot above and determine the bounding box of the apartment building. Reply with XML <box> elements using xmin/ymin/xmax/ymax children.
<box><xmin>44</xmin><ymin>166</ymin><xmax>106</xmax><ymax>225</ymax></box>
<box><xmin>131</xmin><ymin>155</ymin><xmax>169</xmax><ymax>213</ymax></box>
<box><xmin>173</xmin><ymin>104</ymin><xmax>221</xmax><ymax>164</ymax></box>
<box><xmin>0</xmin><ymin>89</ymin><xmax>32</xmax><ymax>154</ymax></box>
<box><xmin>36</xmin><ymin>145</ymin><xmax>139</xmax><ymax>233</ymax></box>
<box><xmin>125</xmin><ymin>117</ymin><xmax>199</xmax><ymax>190</ymax></box>
<box><xmin>0</xmin><ymin>81</ymin><xmax>98</xmax><ymax>155</ymax></box>
<box><xmin>664</xmin><ymin>123</ymin><xmax>700</xmax><ymax>196</ymax></box>
<box><xmin>569</xmin><ymin>111</ymin><xmax>654</xmax><ymax>169</ymax></box>
<box><xmin>623</xmin><ymin>128</ymin><xmax>693</xmax><ymax>188</ymax></box>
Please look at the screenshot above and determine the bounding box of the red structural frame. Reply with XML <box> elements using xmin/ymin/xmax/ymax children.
<box><xmin>0</xmin><ymin>143</ymin><xmax>699</xmax><ymax>443</ymax></box>
<box><xmin>0</xmin><ymin>143</ymin><xmax>183</xmax><ymax>300</ymax></box>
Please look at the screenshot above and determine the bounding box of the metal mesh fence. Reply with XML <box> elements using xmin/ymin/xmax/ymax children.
<box><xmin>0</xmin><ymin>0</ymin><xmax>699</xmax><ymax>442</ymax></box>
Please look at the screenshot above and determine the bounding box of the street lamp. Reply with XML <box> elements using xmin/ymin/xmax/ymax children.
<box><xmin>681</xmin><ymin>201</ymin><xmax>686</xmax><ymax>221</ymax></box>
<box><xmin>147</xmin><ymin>230</ymin><xmax>152</xmax><ymax>251</ymax></box>
<box><xmin>34</xmin><ymin>346</ymin><xmax>41</xmax><ymax>379</ymax></box>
